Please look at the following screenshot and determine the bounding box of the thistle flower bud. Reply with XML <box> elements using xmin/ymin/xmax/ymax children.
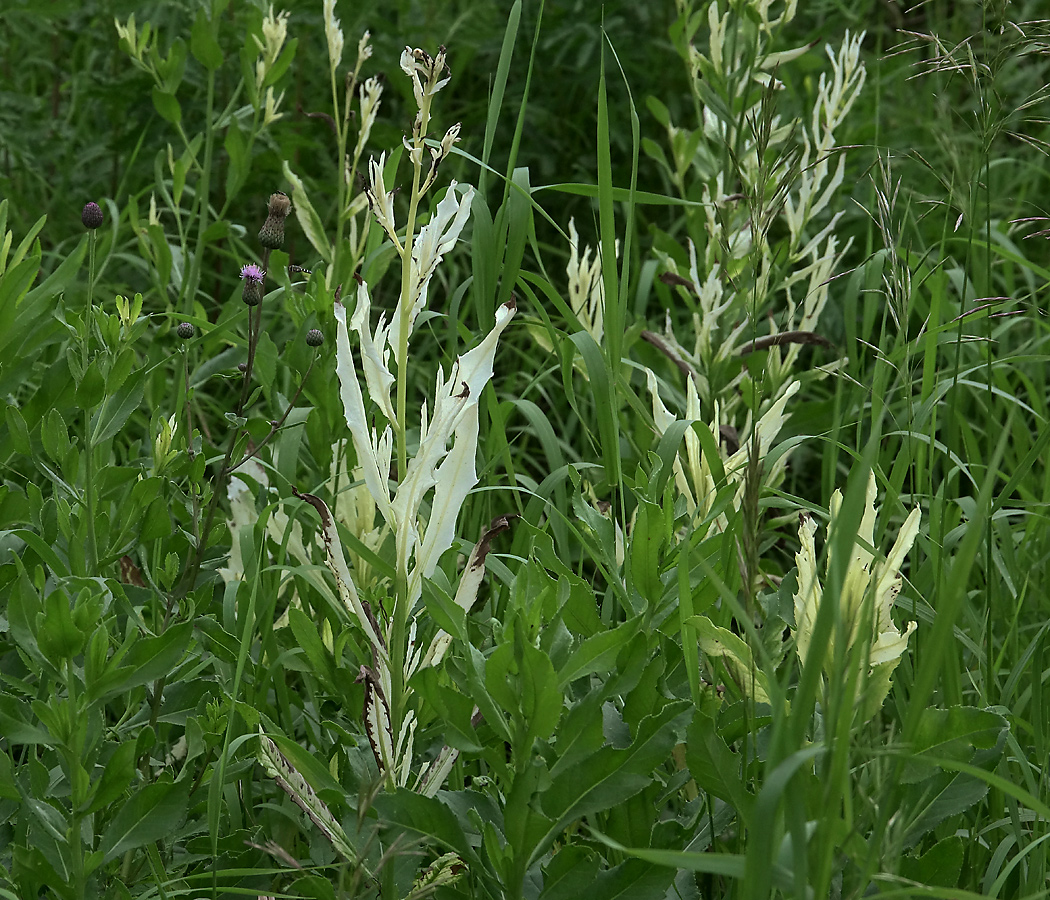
<box><xmin>306</xmin><ymin>328</ymin><xmax>324</xmax><ymax>347</ymax></box>
<box><xmin>259</xmin><ymin>191</ymin><xmax>292</xmax><ymax>249</ymax></box>
<box><xmin>82</xmin><ymin>202</ymin><xmax>104</xmax><ymax>229</ymax></box>
<box><xmin>176</xmin><ymin>322</ymin><xmax>194</xmax><ymax>339</ymax></box>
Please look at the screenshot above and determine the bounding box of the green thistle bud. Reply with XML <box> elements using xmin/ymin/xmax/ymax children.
<box><xmin>259</xmin><ymin>191</ymin><xmax>292</xmax><ymax>249</ymax></box>
<box><xmin>82</xmin><ymin>201</ymin><xmax>103</xmax><ymax>229</ymax></box>
<box><xmin>176</xmin><ymin>322</ymin><xmax>195</xmax><ymax>339</ymax></box>
<box><xmin>306</xmin><ymin>328</ymin><xmax>324</xmax><ymax>347</ymax></box>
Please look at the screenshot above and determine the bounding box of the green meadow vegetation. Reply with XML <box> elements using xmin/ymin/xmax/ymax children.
<box><xmin>1</xmin><ymin>0</ymin><xmax>1049</xmax><ymax>897</ymax></box>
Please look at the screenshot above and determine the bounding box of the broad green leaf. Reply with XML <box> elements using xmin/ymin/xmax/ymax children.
<box><xmin>282</xmin><ymin>162</ymin><xmax>332</xmax><ymax>263</ymax></box>
<box><xmin>686</xmin><ymin>712</ymin><xmax>754</xmax><ymax>822</ymax></box>
<box><xmin>151</xmin><ymin>88</ymin><xmax>181</xmax><ymax>125</ymax></box>
<box><xmin>190</xmin><ymin>8</ymin><xmax>223</xmax><ymax>71</ymax></box>
<box><xmin>91</xmin><ymin>371</ymin><xmax>145</xmax><ymax>444</ymax></box>
<box><xmin>539</xmin><ymin>846</ymin><xmax>600</xmax><ymax>900</ymax></box>
<box><xmin>557</xmin><ymin>617</ymin><xmax>640</xmax><ymax>688</ymax></box>
<box><xmin>591</xmin><ymin>858</ymin><xmax>676</xmax><ymax>900</ymax></box>
<box><xmin>903</xmin><ymin>773</ymin><xmax>988</xmax><ymax>848</ymax></box>
<box><xmin>87</xmin><ymin>622</ymin><xmax>194</xmax><ymax>703</ymax></box>
<box><xmin>900</xmin><ymin>837</ymin><xmax>964</xmax><ymax>890</ymax></box>
<box><xmin>253</xmin><ymin>330</ymin><xmax>278</xmax><ymax>392</ymax></box>
<box><xmin>41</xmin><ymin>408</ymin><xmax>69</xmax><ymax>464</ymax></box>
<box><xmin>99</xmin><ymin>779</ymin><xmax>191</xmax><ymax>864</ymax></box>
<box><xmin>224</xmin><ymin>120</ymin><xmax>249</xmax><ymax>199</ymax></box>
<box><xmin>5</xmin><ymin>404</ymin><xmax>31</xmax><ymax>456</ymax></box>
<box><xmin>901</xmin><ymin>706</ymin><xmax>1008</xmax><ymax>783</ymax></box>
<box><xmin>538</xmin><ymin>701</ymin><xmax>691</xmax><ymax>866</ymax></box>
<box><xmin>85</xmin><ymin>742</ymin><xmax>138</xmax><ymax>815</ymax></box>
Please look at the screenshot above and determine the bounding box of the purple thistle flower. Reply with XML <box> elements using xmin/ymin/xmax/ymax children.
<box><xmin>240</xmin><ymin>263</ymin><xmax>265</xmax><ymax>284</ymax></box>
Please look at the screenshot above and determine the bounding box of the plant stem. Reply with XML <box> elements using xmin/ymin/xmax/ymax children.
<box><xmin>184</xmin><ymin>69</ymin><xmax>216</xmax><ymax>315</ymax></box>
<box><xmin>389</xmin><ymin>92</ymin><xmax>432</xmax><ymax>766</ymax></box>
<box><xmin>83</xmin><ymin>229</ymin><xmax>99</xmax><ymax>575</ymax></box>
<box><xmin>66</xmin><ymin>656</ymin><xmax>87</xmax><ymax>900</ymax></box>
<box><xmin>395</xmin><ymin>161</ymin><xmax>422</xmax><ymax>484</ymax></box>
<box><xmin>177</xmin><ymin>247</ymin><xmax>271</xmax><ymax>596</ymax></box>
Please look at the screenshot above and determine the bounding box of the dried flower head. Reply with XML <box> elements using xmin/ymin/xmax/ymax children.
<box><xmin>259</xmin><ymin>191</ymin><xmax>292</xmax><ymax>249</ymax></box>
<box><xmin>82</xmin><ymin>202</ymin><xmax>104</xmax><ymax>229</ymax></box>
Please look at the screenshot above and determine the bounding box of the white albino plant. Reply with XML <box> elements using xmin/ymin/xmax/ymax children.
<box><xmin>648</xmin><ymin>3</ymin><xmax>865</xmax><ymax>422</ymax></box>
<box><xmin>281</xmin><ymin>9</ymin><xmax>384</xmax><ymax>282</ymax></box>
<box><xmin>793</xmin><ymin>473</ymin><xmax>920</xmax><ymax>722</ymax></box>
<box><xmin>287</xmin><ymin>41</ymin><xmax>516</xmax><ymax>796</ymax></box>
<box><xmin>645</xmin><ymin>367</ymin><xmax>799</xmax><ymax>536</ymax></box>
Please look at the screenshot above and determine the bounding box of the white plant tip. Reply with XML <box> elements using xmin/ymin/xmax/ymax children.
<box><xmin>262</xmin><ymin>86</ymin><xmax>285</xmax><ymax>125</ymax></box>
<box><xmin>566</xmin><ymin>218</ymin><xmax>606</xmax><ymax>344</ymax></box>
<box><xmin>395</xmin><ymin>182</ymin><xmax>475</xmax><ymax>369</ymax></box>
<box><xmin>357</xmin><ymin>29</ymin><xmax>373</xmax><ymax>64</ymax></box>
<box><xmin>792</xmin><ymin>473</ymin><xmax>920</xmax><ymax>719</ymax></box>
<box><xmin>394</xmin><ymin>299</ymin><xmax>516</xmax><ymax>605</ymax></box>
<box><xmin>334</xmin><ymin>298</ymin><xmax>395</xmax><ymax>527</ymax></box>
<box><xmin>438</xmin><ymin>122</ymin><xmax>461</xmax><ymax>159</ymax></box>
<box><xmin>364</xmin><ymin>153</ymin><xmax>400</xmax><ymax>247</ymax></box>
<box><xmin>256</xmin><ymin>6</ymin><xmax>289</xmax><ymax>84</ymax></box>
<box><xmin>400</xmin><ymin>45</ymin><xmax>451</xmax><ymax>111</ymax></box>
<box><xmin>356</xmin><ymin>76</ymin><xmax>383</xmax><ymax>153</ymax></box>
<box><xmin>322</xmin><ymin>0</ymin><xmax>344</xmax><ymax>72</ymax></box>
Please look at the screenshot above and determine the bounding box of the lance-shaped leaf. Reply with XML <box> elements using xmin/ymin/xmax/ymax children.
<box><xmin>392</xmin><ymin>182</ymin><xmax>475</xmax><ymax>371</ymax></box>
<box><xmin>334</xmin><ymin>299</ymin><xmax>395</xmax><ymax>526</ymax></box>
<box><xmin>258</xmin><ymin>731</ymin><xmax>360</xmax><ymax>866</ymax></box>
<box><xmin>691</xmin><ymin>616</ymin><xmax>773</xmax><ymax>704</ymax></box>
<box><xmin>421</xmin><ymin>515</ymin><xmax>513</xmax><ymax>670</ymax></box>
<box><xmin>362</xmin><ymin>666</ymin><xmax>395</xmax><ymax>778</ymax></box>
<box><xmin>282</xmin><ymin>161</ymin><xmax>332</xmax><ymax>263</ymax></box>
<box><xmin>348</xmin><ymin>280</ymin><xmax>396</xmax><ymax>428</ymax></box>
<box><xmin>394</xmin><ymin>299</ymin><xmax>516</xmax><ymax>601</ymax></box>
<box><xmin>414</xmin><ymin>744</ymin><xmax>460</xmax><ymax>798</ymax></box>
<box><xmin>293</xmin><ymin>489</ymin><xmax>386</xmax><ymax>660</ymax></box>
